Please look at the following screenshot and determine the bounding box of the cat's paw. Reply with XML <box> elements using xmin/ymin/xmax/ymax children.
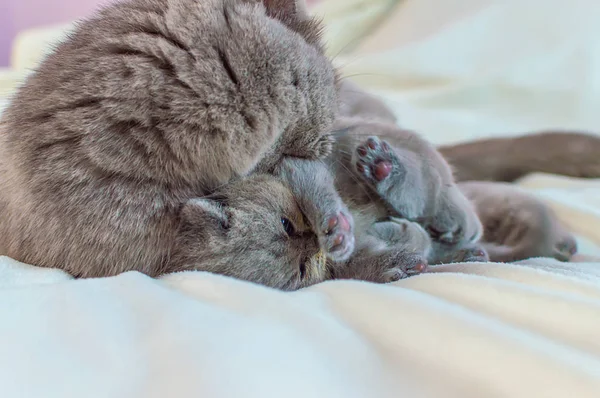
<box><xmin>552</xmin><ymin>235</ymin><xmax>578</xmax><ymax>262</ymax></box>
<box><xmin>451</xmin><ymin>244</ymin><xmax>489</xmax><ymax>263</ymax></box>
<box><xmin>383</xmin><ymin>253</ymin><xmax>428</xmax><ymax>282</ymax></box>
<box><xmin>319</xmin><ymin>211</ymin><xmax>355</xmax><ymax>262</ymax></box>
<box><xmin>285</xmin><ymin>132</ymin><xmax>334</xmax><ymax>160</ymax></box>
<box><xmin>354</xmin><ymin>136</ymin><xmax>397</xmax><ymax>183</ymax></box>
<box><xmin>308</xmin><ymin>133</ymin><xmax>335</xmax><ymax>159</ymax></box>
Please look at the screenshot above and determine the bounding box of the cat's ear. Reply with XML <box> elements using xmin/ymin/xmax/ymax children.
<box><xmin>262</xmin><ymin>0</ymin><xmax>309</xmax><ymax>21</ymax></box>
<box><xmin>260</xmin><ymin>0</ymin><xmax>323</xmax><ymax>47</ymax></box>
<box><xmin>181</xmin><ymin>198</ymin><xmax>230</xmax><ymax>233</ymax></box>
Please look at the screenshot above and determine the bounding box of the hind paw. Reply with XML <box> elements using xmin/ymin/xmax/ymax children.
<box><xmin>553</xmin><ymin>235</ymin><xmax>578</xmax><ymax>262</ymax></box>
<box><xmin>354</xmin><ymin>136</ymin><xmax>397</xmax><ymax>184</ymax></box>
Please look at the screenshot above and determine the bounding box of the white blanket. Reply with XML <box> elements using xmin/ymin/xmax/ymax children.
<box><xmin>1</xmin><ymin>0</ymin><xmax>600</xmax><ymax>397</ymax></box>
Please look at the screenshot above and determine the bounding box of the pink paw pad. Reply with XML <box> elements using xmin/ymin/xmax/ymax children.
<box><xmin>355</xmin><ymin>137</ymin><xmax>395</xmax><ymax>182</ymax></box>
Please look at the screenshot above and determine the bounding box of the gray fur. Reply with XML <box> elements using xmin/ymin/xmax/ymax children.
<box><xmin>337</xmin><ymin>80</ymin><xmax>580</xmax><ymax>263</ymax></box>
<box><xmin>460</xmin><ymin>181</ymin><xmax>577</xmax><ymax>262</ymax></box>
<box><xmin>0</xmin><ymin>0</ymin><xmax>340</xmax><ymax>281</ymax></box>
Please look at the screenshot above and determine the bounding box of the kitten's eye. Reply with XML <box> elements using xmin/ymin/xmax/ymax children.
<box><xmin>281</xmin><ymin>217</ymin><xmax>296</xmax><ymax>236</ymax></box>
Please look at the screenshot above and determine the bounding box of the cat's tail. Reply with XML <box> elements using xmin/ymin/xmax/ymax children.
<box><xmin>438</xmin><ymin>131</ymin><xmax>600</xmax><ymax>183</ymax></box>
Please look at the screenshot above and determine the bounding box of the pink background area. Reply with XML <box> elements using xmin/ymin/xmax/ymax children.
<box><xmin>0</xmin><ymin>0</ymin><xmax>112</xmax><ymax>66</ymax></box>
<box><xmin>0</xmin><ymin>0</ymin><xmax>323</xmax><ymax>66</ymax></box>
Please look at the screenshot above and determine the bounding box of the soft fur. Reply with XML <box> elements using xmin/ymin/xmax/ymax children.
<box><xmin>338</xmin><ymin>80</ymin><xmax>584</xmax><ymax>263</ymax></box>
<box><xmin>0</xmin><ymin>0</ymin><xmax>341</xmax><ymax>281</ymax></box>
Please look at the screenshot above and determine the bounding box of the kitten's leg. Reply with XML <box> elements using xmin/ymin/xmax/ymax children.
<box><xmin>460</xmin><ymin>181</ymin><xmax>578</xmax><ymax>263</ymax></box>
<box><xmin>333</xmin><ymin>244</ymin><xmax>428</xmax><ymax>283</ymax></box>
<box><xmin>352</xmin><ymin>136</ymin><xmax>403</xmax><ymax>203</ymax></box>
<box><xmin>482</xmin><ymin>240</ymin><xmax>576</xmax><ymax>263</ymax></box>
<box><xmin>276</xmin><ymin>158</ymin><xmax>355</xmax><ymax>262</ymax></box>
<box><xmin>329</xmin><ymin>219</ymin><xmax>429</xmax><ymax>283</ymax></box>
<box><xmin>368</xmin><ymin>218</ymin><xmax>432</xmax><ymax>258</ymax></box>
<box><xmin>351</xmin><ymin>136</ymin><xmax>480</xmax><ymax>247</ymax></box>
<box><xmin>430</xmin><ymin>242</ymin><xmax>489</xmax><ymax>265</ymax></box>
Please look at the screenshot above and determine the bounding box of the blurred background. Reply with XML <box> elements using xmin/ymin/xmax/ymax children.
<box><xmin>0</xmin><ymin>0</ymin><xmax>322</xmax><ymax>65</ymax></box>
<box><xmin>0</xmin><ymin>0</ymin><xmax>109</xmax><ymax>65</ymax></box>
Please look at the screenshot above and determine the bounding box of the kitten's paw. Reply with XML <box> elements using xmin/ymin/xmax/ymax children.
<box><xmin>320</xmin><ymin>211</ymin><xmax>355</xmax><ymax>262</ymax></box>
<box><xmin>553</xmin><ymin>235</ymin><xmax>578</xmax><ymax>262</ymax></box>
<box><xmin>451</xmin><ymin>244</ymin><xmax>489</xmax><ymax>263</ymax></box>
<box><xmin>354</xmin><ymin>136</ymin><xmax>396</xmax><ymax>183</ymax></box>
<box><xmin>383</xmin><ymin>253</ymin><xmax>428</xmax><ymax>282</ymax></box>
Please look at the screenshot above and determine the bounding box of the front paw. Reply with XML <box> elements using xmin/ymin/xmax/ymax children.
<box><xmin>320</xmin><ymin>211</ymin><xmax>355</xmax><ymax>262</ymax></box>
<box><xmin>284</xmin><ymin>132</ymin><xmax>334</xmax><ymax>160</ymax></box>
<box><xmin>309</xmin><ymin>133</ymin><xmax>335</xmax><ymax>159</ymax></box>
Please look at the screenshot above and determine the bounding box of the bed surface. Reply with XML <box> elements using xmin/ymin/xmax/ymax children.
<box><xmin>1</xmin><ymin>0</ymin><xmax>600</xmax><ymax>396</ymax></box>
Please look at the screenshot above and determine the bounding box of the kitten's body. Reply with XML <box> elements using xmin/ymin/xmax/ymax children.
<box><xmin>460</xmin><ymin>181</ymin><xmax>577</xmax><ymax>262</ymax></box>
<box><xmin>0</xmin><ymin>0</ymin><xmax>345</xmax><ymax>282</ymax></box>
<box><xmin>340</xmin><ymin>80</ymin><xmax>600</xmax><ymax>183</ymax></box>
<box><xmin>338</xmin><ymin>80</ymin><xmax>583</xmax><ymax>262</ymax></box>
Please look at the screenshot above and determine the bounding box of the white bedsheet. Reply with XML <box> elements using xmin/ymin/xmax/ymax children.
<box><xmin>1</xmin><ymin>0</ymin><xmax>600</xmax><ymax>397</ymax></box>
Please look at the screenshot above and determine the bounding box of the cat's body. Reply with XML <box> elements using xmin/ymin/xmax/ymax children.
<box><xmin>338</xmin><ymin>80</ymin><xmax>582</xmax><ymax>262</ymax></box>
<box><xmin>340</xmin><ymin>80</ymin><xmax>600</xmax><ymax>184</ymax></box>
<box><xmin>0</xmin><ymin>0</ymin><xmax>346</xmax><ymax>282</ymax></box>
<box><xmin>327</xmin><ymin>120</ymin><xmax>487</xmax><ymax>265</ymax></box>
<box><xmin>460</xmin><ymin>181</ymin><xmax>577</xmax><ymax>262</ymax></box>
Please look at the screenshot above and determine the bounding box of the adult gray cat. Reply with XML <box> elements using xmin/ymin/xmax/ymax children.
<box><xmin>0</xmin><ymin>0</ymin><xmax>355</xmax><ymax>280</ymax></box>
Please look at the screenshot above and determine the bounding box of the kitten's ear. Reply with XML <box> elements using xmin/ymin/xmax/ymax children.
<box><xmin>181</xmin><ymin>198</ymin><xmax>230</xmax><ymax>233</ymax></box>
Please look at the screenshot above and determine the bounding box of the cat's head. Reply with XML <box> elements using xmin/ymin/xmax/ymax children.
<box><xmin>12</xmin><ymin>0</ymin><xmax>339</xmax><ymax>186</ymax></box>
<box><xmin>173</xmin><ymin>173</ymin><xmax>329</xmax><ymax>290</ymax></box>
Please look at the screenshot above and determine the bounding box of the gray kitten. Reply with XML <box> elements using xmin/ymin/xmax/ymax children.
<box><xmin>170</xmin><ymin>170</ymin><xmax>356</xmax><ymax>290</ymax></box>
<box><xmin>0</xmin><ymin>0</ymin><xmax>348</xmax><ymax>281</ymax></box>
<box><xmin>329</xmin><ymin>119</ymin><xmax>486</xmax><ymax>264</ymax></box>
<box><xmin>169</xmin><ymin>157</ymin><xmax>431</xmax><ymax>289</ymax></box>
<box><xmin>339</xmin><ymin>80</ymin><xmax>581</xmax><ymax>262</ymax></box>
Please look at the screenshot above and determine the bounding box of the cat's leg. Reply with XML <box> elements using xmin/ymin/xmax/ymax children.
<box><xmin>352</xmin><ymin>136</ymin><xmax>399</xmax><ymax>196</ymax></box>
<box><xmin>368</xmin><ymin>218</ymin><xmax>488</xmax><ymax>265</ymax></box>
<box><xmin>430</xmin><ymin>242</ymin><xmax>489</xmax><ymax>265</ymax></box>
<box><xmin>276</xmin><ymin>157</ymin><xmax>355</xmax><ymax>262</ymax></box>
<box><xmin>460</xmin><ymin>181</ymin><xmax>578</xmax><ymax>263</ymax></box>
<box><xmin>368</xmin><ymin>218</ymin><xmax>432</xmax><ymax>258</ymax></box>
<box><xmin>329</xmin><ymin>219</ymin><xmax>429</xmax><ymax>283</ymax></box>
<box><xmin>350</xmin><ymin>135</ymin><xmax>481</xmax><ymax>247</ymax></box>
<box><xmin>333</xmin><ymin>243</ymin><xmax>428</xmax><ymax>283</ymax></box>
